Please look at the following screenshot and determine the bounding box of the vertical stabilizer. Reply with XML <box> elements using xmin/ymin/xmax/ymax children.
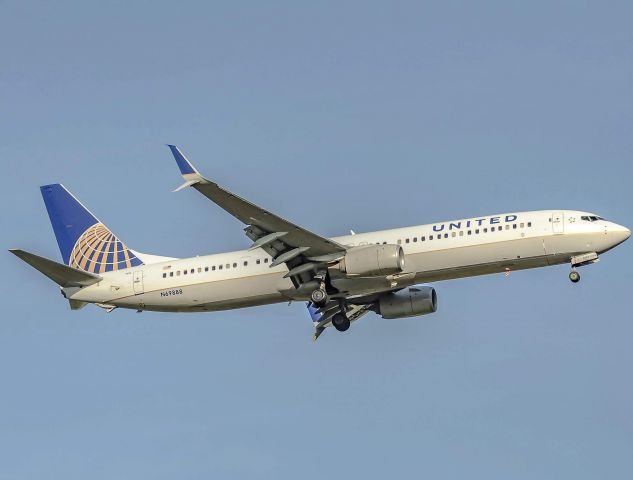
<box><xmin>40</xmin><ymin>184</ymin><xmax>143</xmax><ymax>273</ymax></box>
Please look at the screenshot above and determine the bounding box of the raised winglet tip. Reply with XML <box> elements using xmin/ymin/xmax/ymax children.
<box><xmin>167</xmin><ymin>145</ymin><xmax>199</xmax><ymax>176</ymax></box>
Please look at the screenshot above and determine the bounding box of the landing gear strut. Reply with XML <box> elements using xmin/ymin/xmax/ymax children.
<box><xmin>569</xmin><ymin>270</ymin><xmax>580</xmax><ymax>283</ymax></box>
<box><xmin>311</xmin><ymin>273</ymin><xmax>329</xmax><ymax>307</ymax></box>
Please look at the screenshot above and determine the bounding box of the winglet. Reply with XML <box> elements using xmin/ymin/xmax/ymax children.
<box><xmin>167</xmin><ymin>145</ymin><xmax>199</xmax><ymax>175</ymax></box>
<box><xmin>168</xmin><ymin>145</ymin><xmax>207</xmax><ymax>191</ymax></box>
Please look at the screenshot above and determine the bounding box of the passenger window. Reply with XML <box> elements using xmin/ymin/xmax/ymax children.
<box><xmin>513</xmin><ymin>224</ymin><xmax>517</xmax><ymax>229</ymax></box>
<box><xmin>256</xmin><ymin>259</ymin><xmax>261</xmax><ymax>264</ymax></box>
<box><xmin>413</xmin><ymin>237</ymin><xmax>417</xmax><ymax>242</ymax></box>
<box><xmin>483</xmin><ymin>228</ymin><xmax>488</xmax><ymax>233</ymax></box>
<box><xmin>205</xmin><ymin>267</ymin><xmax>209</xmax><ymax>272</ymax></box>
<box><xmin>421</xmin><ymin>236</ymin><xmax>426</xmax><ymax>241</ymax></box>
<box><xmin>162</xmin><ymin>273</ymin><xmax>166</xmax><ymax>278</ymax></box>
<box><xmin>468</xmin><ymin>230</ymin><xmax>472</xmax><ymax>235</ymax></box>
<box><xmin>218</xmin><ymin>265</ymin><xmax>223</xmax><ymax>270</ymax></box>
<box><xmin>452</xmin><ymin>232</ymin><xmax>456</xmax><ymax>237</ymax></box>
<box><xmin>405</xmin><ymin>238</ymin><xmax>410</xmax><ymax>243</ymax></box>
<box><xmin>528</xmin><ymin>222</ymin><xmax>532</xmax><ymax>227</ymax></box>
<box><xmin>177</xmin><ymin>271</ymin><xmax>181</xmax><ymax>276</ymax></box>
<box><xmin>491</xmin><ymin>227</ymin><xmax>495</xmax><ymax>232</ymax></box>
<box><xmin>397</xmin><ymin>239</ymin><xmax>402</xmax><ymax>244</ymax></box>
<box><xmin>198</xmin><ymin>267</ymin><xmax>202</xmax><ymax>273</ymax></box>
<box><xmin>226</xmin><ymin>264</ymin><xmax>230</xmax><ymax>269</ymax></box>
<box><xmin>212</xmin><ymin>266</ymin><xmax>216</xmax><ymax>271</ymax></box>
<box><xmin>264</xmin><ymin>258</ymin><xmax>269</xmax><ymax>263</ymax></box>
<box><xmin>459</xmin><ymin>231</ymin><xmax>464</xmax><ymax>236</ymax></box>
<box><xmin>183</xmin><ymin>270</ymin><xmax>187</xmax><ymax>275</ymax></box>
<box><xmin>233</xmin><ymin>263</ymin><xmax>237</xmax><ymax>268</ymax></box>
<box><xmin>429</xmin><ymin>235</ymin><xmax>433</xmax><ymax>240</ymax></box>
<box><xmin>520</xmin><ymin>223</ymin><xmax>525</xmax><ymax>228</ymax></box>
<box><xmin>505</xmin><ymin>225</ymin><xmax>510</xmax><ymax>230</ymax></box>
<box><xmin>475</xmin><ymin>229</ymin><xmax>480</xmax><ymax>234</ymax></box>
<box><xmin>243</xmin><ymin>261</ymin><xmax>248</xmax><ymax>266</ymax></box>
<box><xmin>191</xmin><ymin>269</ymin><xmax>194</xmax><ymax>274</ymax></box>
<box><xmin>169</xmin><ymin>272</ymin><xmax>174</xmax><ymax>277</ymax></box>
<box><xmin>444</xmin><ymin>233</ymin><xmax>448</xmax><ymax>238</ymax></box>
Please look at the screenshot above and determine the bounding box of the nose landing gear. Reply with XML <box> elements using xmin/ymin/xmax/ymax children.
<box><xmin>568</xmin><ymin>252</ymin><xmax>599</xmax><ymax>283</ymax></box>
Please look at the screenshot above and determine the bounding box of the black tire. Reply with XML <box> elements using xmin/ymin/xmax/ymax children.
<box><xmin>311</xmin><ymin>288</ymin><xmax>328</xmax><ymax>305</ymax></box>
<box><xmin>332</xmin><ymin>313</ymin><xmax>350</xmax><ymax>332</ymax></box>
<box><xmin>569</xmin><ymin>271</ymin><xmax>580</xmax><ymax>283</ymax></box>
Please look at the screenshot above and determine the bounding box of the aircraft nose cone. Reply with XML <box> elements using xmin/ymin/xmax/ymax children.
<box><xmin>611</xmin><ymin>224</ymin><xmax>631</xmax><ymax>245</ymax></box>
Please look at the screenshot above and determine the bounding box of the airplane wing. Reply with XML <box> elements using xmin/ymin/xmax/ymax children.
<box><xmin>168</xmin><ymin>145</ymin><xmax>347</xmax><ymax>285</ymax></box>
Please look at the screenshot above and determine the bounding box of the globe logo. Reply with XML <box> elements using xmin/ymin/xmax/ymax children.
<box><xmin>69</xmin><ymin>223</ymin><xmax>142</xmax><ymax>273</ymax></box>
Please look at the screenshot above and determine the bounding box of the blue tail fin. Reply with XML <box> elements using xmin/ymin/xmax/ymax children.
<box><xmin>40</xmin><ymin>184</ymin><xmax>143</xmax><ymax>273</ymax></box>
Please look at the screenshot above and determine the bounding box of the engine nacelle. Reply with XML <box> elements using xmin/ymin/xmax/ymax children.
<box><xmin>339</xmin><ymin>244</ymin><xmax>405</xmax><ymax>276</ymax></box>
<box><xmin>378</xmin><ymin>286</ymin><xmax>437</xmax><ymax>319</ymax></box>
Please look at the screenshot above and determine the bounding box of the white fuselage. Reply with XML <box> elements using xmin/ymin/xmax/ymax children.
<box><xmin>65</xmin><ymin>210</ymin><xmax>630</xmax><ymax>312</ymax></box>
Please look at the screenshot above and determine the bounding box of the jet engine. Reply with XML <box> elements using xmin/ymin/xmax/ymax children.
<box><xmin>378</xmin><ymin>286</ymin><xmax>437</xmax><ymax>319</ymax></box>
<box><xmin>338</xmin><ymin>244</ymin><xmax>405</xmax><ymax>276</ymax></box>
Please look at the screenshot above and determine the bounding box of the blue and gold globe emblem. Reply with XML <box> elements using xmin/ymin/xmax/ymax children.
<box><xmin>69</xmin><ymin>223</ymin><xmax>142</xmax><ymax>273</ymax></box>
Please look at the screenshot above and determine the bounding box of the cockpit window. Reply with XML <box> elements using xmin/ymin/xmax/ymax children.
<box><xmin>581</xmin><ymin>215</ymin><xmax>604</xmax><ymax>222</ymax></box>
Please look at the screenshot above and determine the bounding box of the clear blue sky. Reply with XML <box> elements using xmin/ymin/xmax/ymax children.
<box><xmin>2</xmin><ymin>1</ymin><xmax>632</xmax><ymax>478</ymax></box>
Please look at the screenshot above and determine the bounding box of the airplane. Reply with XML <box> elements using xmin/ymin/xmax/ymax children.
<box><xmin>10</xmin><ymin>146</ymin><xmax>631</xmax><ymax>340</ymax></box>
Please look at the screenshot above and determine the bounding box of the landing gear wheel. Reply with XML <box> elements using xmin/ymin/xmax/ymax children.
<box><xmin>569</xmin><ymin>270</ymin><xmax>580</xmax><ymax>283</ymax></box>
<box><xmin>310</xmin><ymin>288</ymin><xmax>328</xmax><ymax>306</ymax></box>
<box><xmin>332</xmin><ymin>312</ymin><xmax>350</xmax><ymax>332</ymax></box>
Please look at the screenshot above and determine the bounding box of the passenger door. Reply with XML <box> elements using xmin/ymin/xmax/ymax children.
<box><xmin>551</xmin><ymin>211</ymin><xmax>564</xmax><ymax>234</ymax></box>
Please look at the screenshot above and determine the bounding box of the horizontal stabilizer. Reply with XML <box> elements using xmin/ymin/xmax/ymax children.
<box><xmin>9</xmin><ymin>249</ymin><xmax>102</xmax><ymax>287</ymax></box>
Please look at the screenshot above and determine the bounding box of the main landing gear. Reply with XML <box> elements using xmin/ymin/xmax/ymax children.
<box><xmin>310</xmin><ymin>287</ymin><xmax>328</xmax><ymax>306</ymax></box>
<box><xmin>332</xmin><ymin>312</ymin><xmax>351</xmax><ymax>332</ymax></box>
<box><xmin>569</xmin><ymin>270</ymin><xmax>580</xmax><ymax>283</ymax></box>
<box><xmin>310</xmin><ymin>272</ymin><xmax>329</xmax><ymax>307</ymax></box>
